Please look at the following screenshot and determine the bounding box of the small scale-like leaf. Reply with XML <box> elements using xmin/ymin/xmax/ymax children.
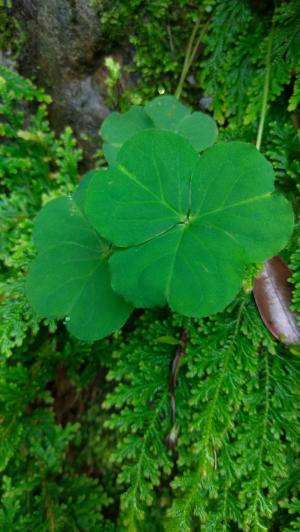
<box><xmin>253</xmin><ymin>256</ymin><xmax>300</xmax><ymax>345</ymax></box>
<box><xmin>156</xmin><ymin>336</ymin><xmax>181</xmax><ymax>346</ymax></box>
<box><xmin>85</xmin><ymin>130</ymin><xmax>294</xmax><ymax>318</ymax></box>
<box><xmin>26</xmin><ymin>196</ymin><xmax>133</xmax><ymax>341</ymax></box>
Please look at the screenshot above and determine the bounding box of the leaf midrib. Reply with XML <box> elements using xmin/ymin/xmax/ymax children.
<box><xmin>194</xmin><ymin>192</ymin><xmax>272</xmax><ymax>220</ymax></box>
<box><xmin>118</xmin><ymin>164</ymin><xmax>182</xmax><ymax>219</ymax></box>
<box><xmin>165</xmin><ymin>226</ymin><xmax>185</xmax><ymax>301</ymax></box>
<box><xmin>66</xmin><ymin>260</ymin><xmax>102</xmax><ymax>317</ymax></box>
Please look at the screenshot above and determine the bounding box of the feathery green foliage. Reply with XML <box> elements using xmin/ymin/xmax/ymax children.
<box><xmin>200</xmin><ymin>0</ymin><xmax>300</xmax><ymax>128</ymax></box>
<box><xmin>103</xmin><ymin>311</ymin><xmax>175</xmax><ymax>529</ymax></box>
<box><xmin>0</xmin><ymin>66</ymin><xmax>82</xmax><ymax>357</ymax></box>
<box><xmin>167</xmin><ymin>299</ymin><xmax>300</xmax><ymax>531</ymax></box>
<box><xmin>1</xmin><ymin>0</ymin><xmax>300</xmax><ymax>529</ymax></box>
<box><xmin>0</xmin><ymin>65</ymin><xmax>113</xmax><ymax>529</ymax></box>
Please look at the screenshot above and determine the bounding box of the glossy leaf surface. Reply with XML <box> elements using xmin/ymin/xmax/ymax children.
<box><xmin>85</xmin><ymin>130</ymin><xmax>294</xmax><ymax>317</ymax></box>
<box><xmin>100</xmin><ymin>95</ymin><xmax>217</xmax><ymax>165</ymax></box>
<box><xmin>253</xmin><ymin>256</ymin><xmax>300</xmax><ymax>345</ymax></box>
<box><xmin>26</xmin><ymin>196</ymin><xmax>133</xmax><ymax>341</ymax></box>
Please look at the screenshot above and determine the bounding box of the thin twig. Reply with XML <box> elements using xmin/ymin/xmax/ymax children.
<box><xmin>185</xmin><ymin>18</ymin><xmax>210</xmax><ymax>78</ymax></box>
<box><xmin>167</xmin><ymin>23</ymin><xmax>176</xmax><ymax>58</ymax></box>
<box><xmin>175</xmin><ymin>14</ymin><xmax>211</xmax><ymax>100</ymax></box>
<box><xmin>42</xmin><ymin>480</ymin><xmax>56</xmax><ymax>532</ymax></box>
<box><xmin>166</xmin><ymin>328</ymin><xmax>189</xmax><ymax>449</ymax></box>
<box><xmin>175</xmin><ymin>16</ymin><xmax>201</xmax><ymax>99</ymax></box>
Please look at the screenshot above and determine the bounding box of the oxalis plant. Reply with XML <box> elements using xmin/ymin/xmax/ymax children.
<box><xmin>26</xmin><ymin>94</ymin><xmax>294</xmax><ymax>341</ymax></box>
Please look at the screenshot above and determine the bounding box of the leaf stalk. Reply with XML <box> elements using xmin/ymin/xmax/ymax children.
<box><xmin>256</xmin><ymin>29</ymin><xmax>274</xmax><ymax>151</ymax></box>
<box><xmin>175</xmin><ymin>15</ymin><xmax>209</xmax><ymax>100</ymax></box>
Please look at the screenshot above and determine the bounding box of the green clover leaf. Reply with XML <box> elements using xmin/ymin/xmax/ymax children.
<box><xmin>101</xmin><ymin>106</ymin><xmax>153</xmax><ymax>165</ymax></box>
<box><xmin>100</xmin><ymin>95</ymin><xmax>217</xmax><ymax>165</ymax></box>
<box><xmin>26</xmin><ymin>187</ymin><xmax>133</xmax><ymax>341</ymax></box>
<box><xmin>144</xmin><ymin>95</ymin><xmax>218</xmax><ymax>151</ymax></box>
<box><xmin>85</xmin><ymin>130</ymin><xmax>294</xmax><ymax>317</ymax></box>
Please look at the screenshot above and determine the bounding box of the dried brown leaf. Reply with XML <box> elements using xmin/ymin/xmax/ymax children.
<box><xmin>253</xmin><ymin>256</ymin><xmax>300</xmax><ymax>345</ymax></box>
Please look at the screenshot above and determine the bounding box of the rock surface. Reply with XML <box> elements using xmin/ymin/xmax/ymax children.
<box><xmin>11</xmin><ymin>0</ymin><xmax>129</xmax><ymax>164</ymax></box>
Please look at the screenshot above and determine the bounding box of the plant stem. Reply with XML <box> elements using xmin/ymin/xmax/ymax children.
<box><xmin>42</xmin><ymin>480</ymin><xmax>56</xmax><ymax>532</ymax></box>
<box><xmin>175</xmin><ymin>14</ymin><xmax>206</xmax><ymax>100</ymax></box>
<box><xmin>256</xmin><ymin>29</ymin><xmax>274</xmax><ymax>151</ymax></box>
<box><xmin>185</xmin><ymin>18</ymin><xmax>210</xmax><ymax>80</ymax></box>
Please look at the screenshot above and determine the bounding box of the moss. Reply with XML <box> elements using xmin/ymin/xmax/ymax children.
<box><xmin>0</xmin><ymin>2</ymin><xmax>26</xmax><ymax>58</ymax></box>
<box><xmin>95</xmin><ymin>0</ymin><xmax>214</xmax><ymax>109</ymax></box>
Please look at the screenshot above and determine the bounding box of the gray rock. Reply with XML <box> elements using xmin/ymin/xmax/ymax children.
<box><xmin>48</xmin><ymin>75</ymin><xmax>109</xmax><ymax>160</ymax></box>
<box><xmin>34</xmin><ymin>0</ymin><xmax>104</xmax><ymax>82</ymax></box>
<box><xmin>199</xmin><ymin>96</ymin><xmax>213</xmax><ymax>111</ymax></box>
<box><xmin>13</xmin><ymin>0</ymin><xmax>130</xmax><ymax>165</ymax></box>
<box><xmin>0</xmin><ymin>49</ymin><xmax>17</xmax><ymax>69</ymax></box>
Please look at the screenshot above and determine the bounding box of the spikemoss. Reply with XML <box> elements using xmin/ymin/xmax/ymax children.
<box><xmin>1</xmin><ymin>0</ymin><xmax>300</xmax><ymax>529</ymax></box>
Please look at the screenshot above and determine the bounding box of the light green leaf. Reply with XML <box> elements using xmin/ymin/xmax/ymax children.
<box><xmin>144</xmin><ymin>95</ymin><xmax>218</xmax><ymax>151</ymax></box>
<box><xmin>156</xmin><ymin>336</ymin><xmax>181</xmax><ymax>345</ymax></box>
<box><xmin>26</xmin><ymin>196</ymin><xmax>133</xmax><ymax>341</ymax></box>
<box><xmin>145</xmin><ymin>95</ymin><xmax>189</xmax><ymax>129</ymax></box>
<box><xmin>100</xmin><ymin>95</ymin><xmax>218</xmax><ymax>165</ymax></box>
<box><xmin>85</xmin><ymin>130</ymin><xmax>294</xmax><ymax>317</ymax></box>
<box><xmin>100</xmin><ymin>106</ymin><xmax>153</xmax><ymax>165</ymax></box>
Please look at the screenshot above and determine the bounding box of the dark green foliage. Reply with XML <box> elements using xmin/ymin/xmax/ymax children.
<box><xmin>200</xmin><ymin>0</ymin><xmax>300</xmax><ymax>128</ymax></box>
<box><xmin>168</xmin><ymin>300</ymin><xmax>300</xmax><ymax>531</ymax></box>
<box><xmin>1</xmin><ymin>0</ymin><xmax>300</xmax><ymax>529</ymax></box>
<box><xmin>0</xmin><ymin>65</ymin><xmax>112</xmax><ymax>529</ymax></box>
<box><xmin>0</xmin><ymin>65</ymin><xmax>82</xmax><ymax>356</ymax></box>
<box><xmin>0</xmin><ymin>336</ymin><xmax>112</xmax><ymax>530</ymax></box>
<box><xmin>95</xmin><ymin>0</ymin><xmax>213</xmax><ymax>106</ymax></box>
<box><xmin>100</xmin><ymin>95</ymin><xmax>217</xmax><ymax>164</ymax></box>
<box><xmin>103</xmin><ymin>311</ymin><xmax>175</xmax><ymax>529</ymax></box>
<box><xmin>100</xmin><ymin>301</ymin><xmax>300</xmax><ymax>531</ymax></box>
<box><xmin>26</xmin><ymin>195</ymin><xmax>133</xmax><ymax>341</ymax></box>
<box><xmin>0</xmin><ymin>1</ymin><xmax>25</xmax><ymax>57</ymax></box>
<box><xmin>26</xmin><ymin>120</ymin><xmax>293</xmax><ymax>340</ymax></box>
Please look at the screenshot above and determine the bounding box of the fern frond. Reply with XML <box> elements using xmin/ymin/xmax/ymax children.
<box><xmin>168</xmin><ymin>299</ymin><xmax>300</xmax><ymax>531</ymax></box>
<box><xmin>103</xmin><ymin>311</ymin><xmax>176</xmax><ymax>529</ymax></box>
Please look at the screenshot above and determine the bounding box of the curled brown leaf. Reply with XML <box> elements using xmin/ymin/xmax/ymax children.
<box><xmin>253</xmin><ymin>256</ymin><xmax>300</xmax><ymax>345</ymax></box>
